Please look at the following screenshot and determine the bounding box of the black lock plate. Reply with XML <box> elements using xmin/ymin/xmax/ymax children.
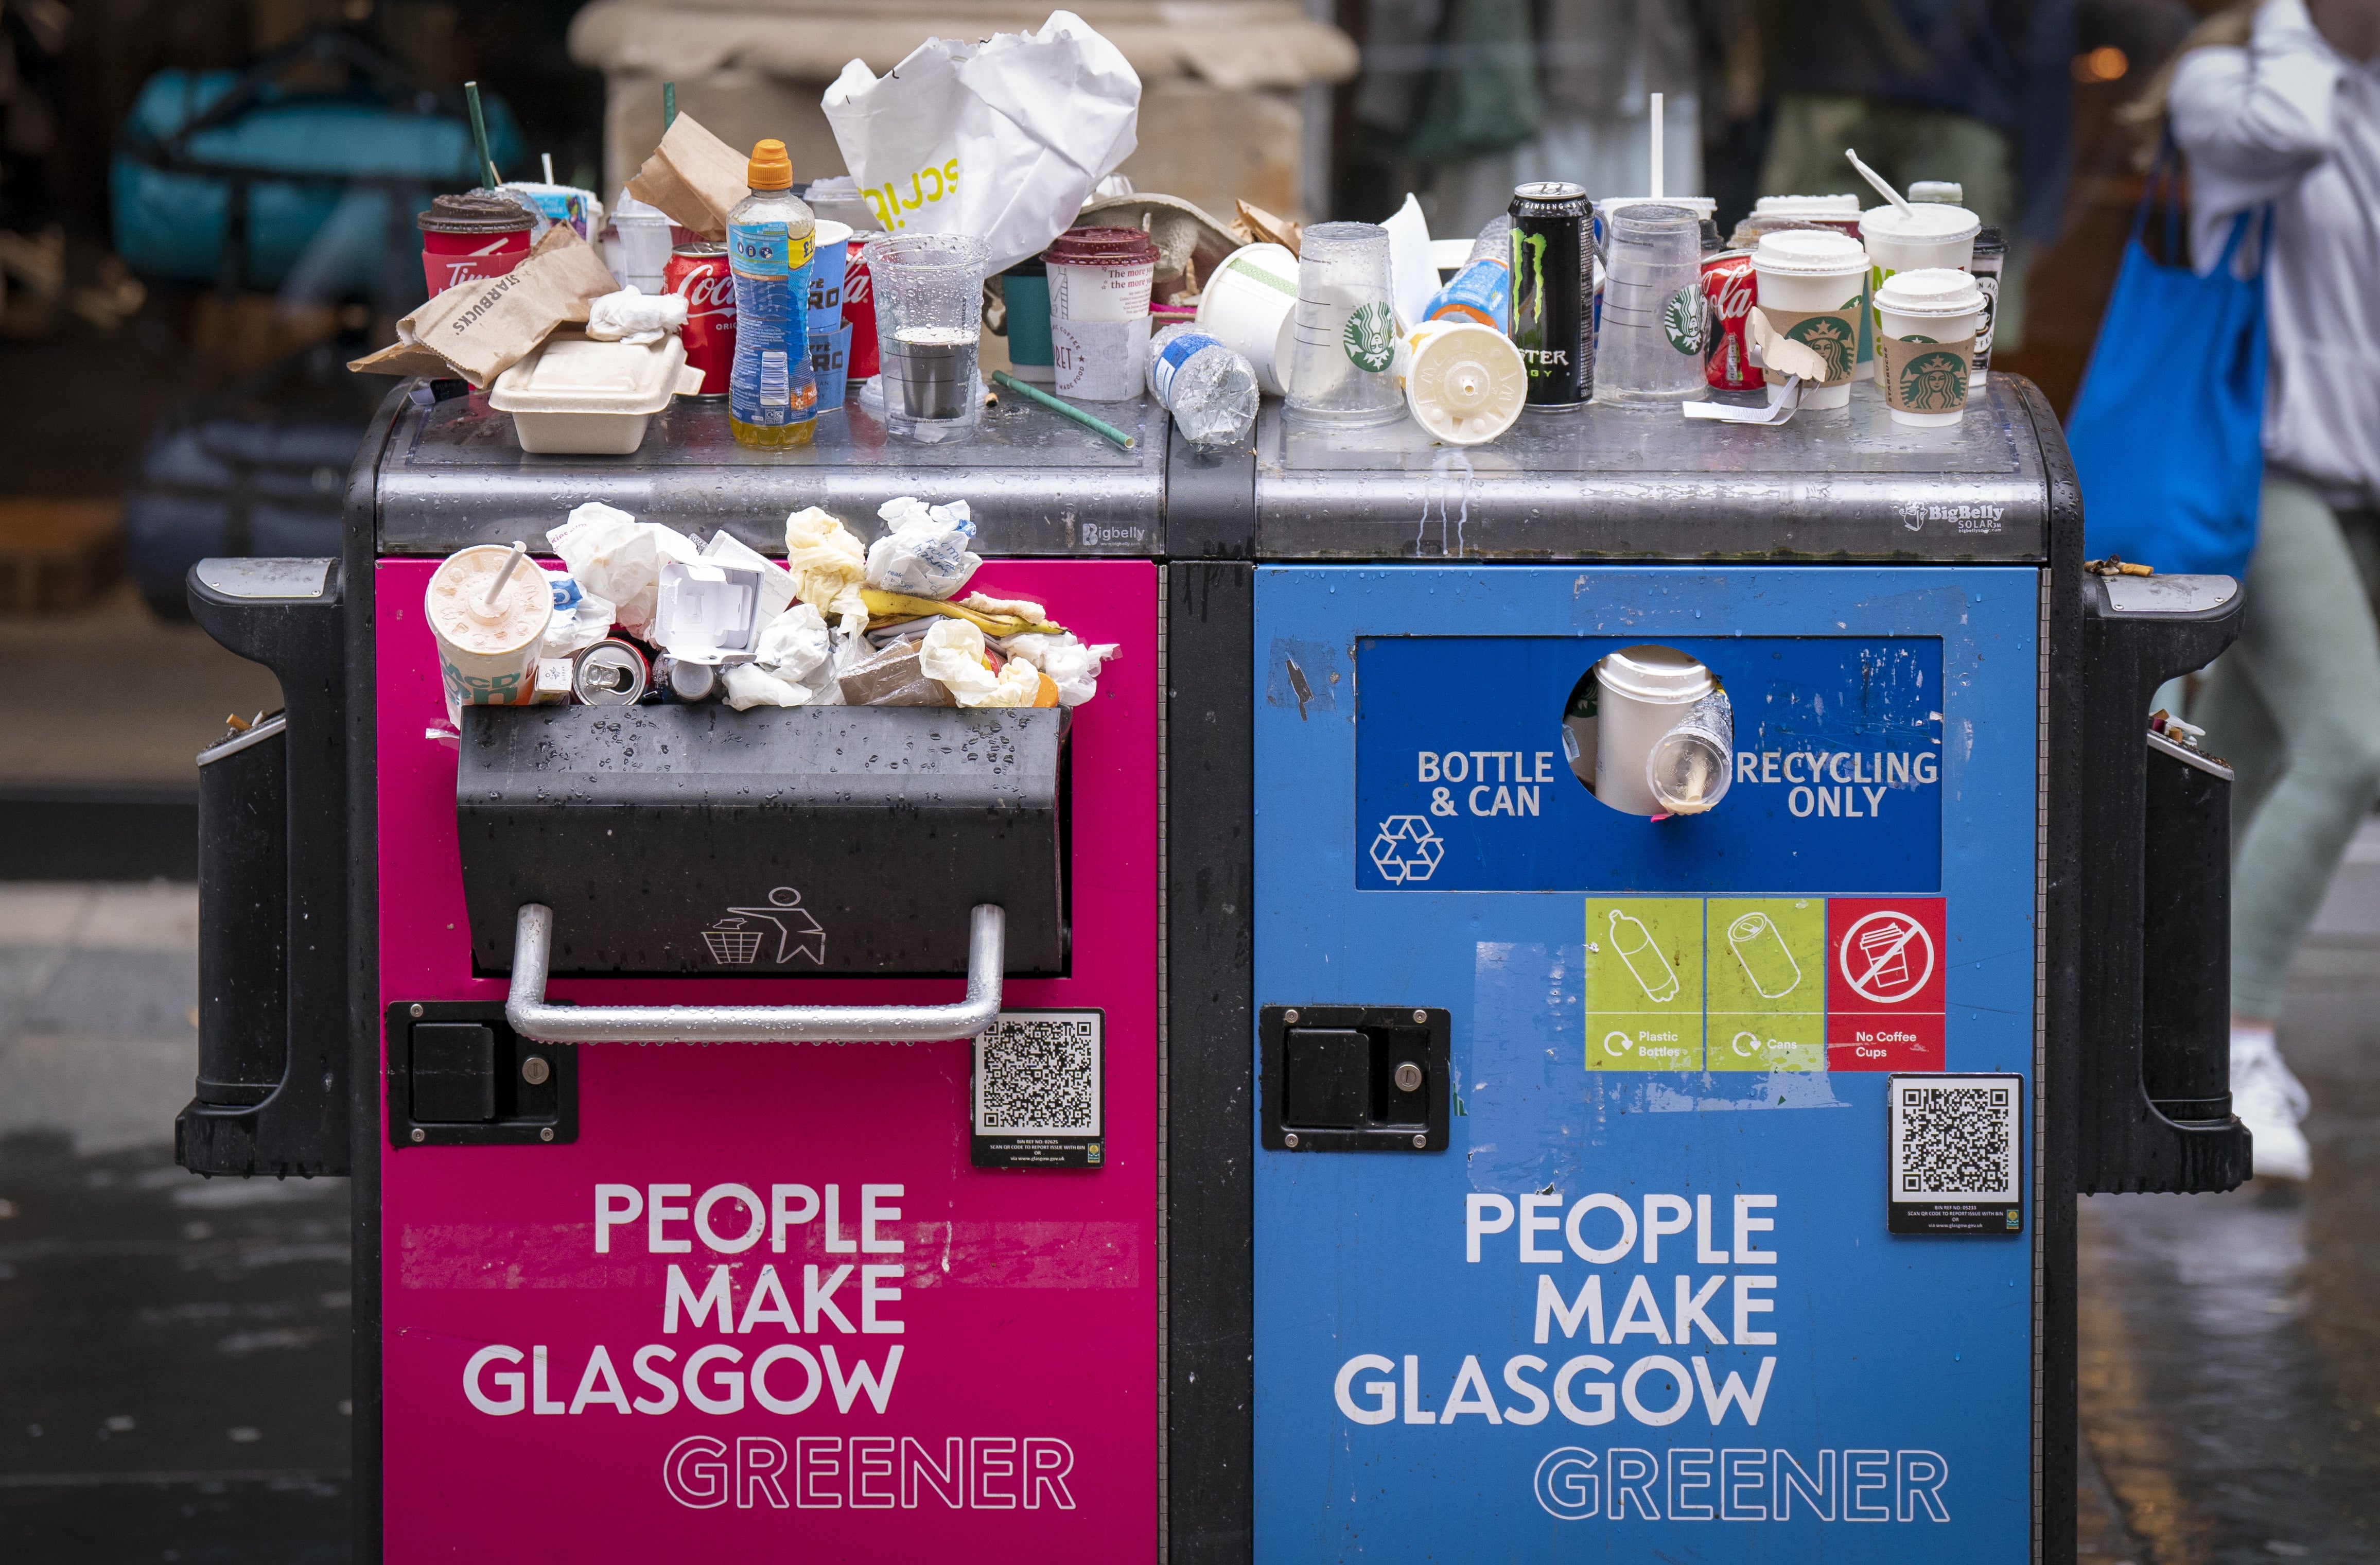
<box><xmin>386</xmin><ymin>1002</ymin><xmax>576</xmax><ymax>1148</ymax></box>
<box><xmin>1260</xmin><ymin>1005</ymin><xmax>1449</xmax><ymax>1152</ymax></box>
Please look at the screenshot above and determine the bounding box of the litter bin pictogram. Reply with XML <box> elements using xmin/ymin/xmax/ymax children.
<box><xmin>702</xmin><ymin>917</ymin><xmax>764</xmax><ymax>964</ymax></box>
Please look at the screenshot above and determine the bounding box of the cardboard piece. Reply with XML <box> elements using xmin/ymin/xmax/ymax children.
<box><xmin>625</xmin><ymin>113</ymin><xmax>751</xmax><ymax>242</ymax></box>
<box><xmin>350</xmin><ymin>225</ymin><xmax>618</xmax><ymax>387</ymax></box>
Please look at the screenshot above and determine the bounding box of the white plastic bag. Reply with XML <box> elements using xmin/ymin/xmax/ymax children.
<box><xmin>755</xmin><ymin>603</ymin><xmax>834</xmax><ymax>686</ymax></box>
<box><xmin>867</xmin><ymin>496</ymin><xmax>982</xmax><ymax>600</ymax></box>
<box><xmin>541</xmin><ymin>589</ymin><xmax>616</xmax><ymax>657</ymax></box>
<box><xmin>821</xmin><ymin>11</ymin><xmax>1141</xmax><ymax>274</ymax></box>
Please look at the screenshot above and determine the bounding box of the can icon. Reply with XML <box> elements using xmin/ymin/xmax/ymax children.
<box><xmin>1608</xmin><ymin>907</ymin><xmax>1680</xmax><ymax>1002</ymax></box>
<box><xmin>1726</xmin><ymin>911</ymin><xmax>1805</xmax><ymax>999</ymax></box>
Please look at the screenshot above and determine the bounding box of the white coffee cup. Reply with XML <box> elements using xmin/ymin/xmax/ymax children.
<box><xmin>1860</xmin><ymin>202</ymin><xmax>1979</xmax><ymax>301</ymax></box>
<box><xmin>1874</xmin><ymin>267</ymin><xmax>1985</xmax><ymax>428</ymax></box>
<box><xmin>1750</xmin><ymin>230</ymin><xmax>1869</xmax><ymax>409</ymax></box>
<box><xmin>426</xmin><ymin>545</ymin><xmax>552</xmax><ymax>721</ymax></box>
<box><xmin>1595</xmin><ymin>645</ymin><xmax>1717</xmax><ymax>817</ymax></box>
<box><xmin>1196</xmin><ymin>244</ymin><xmax>1301</xmax><ymax>397</ymax></box>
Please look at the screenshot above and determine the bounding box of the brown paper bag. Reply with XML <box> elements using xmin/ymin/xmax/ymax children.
<box><xmin>625</xmin><ymin>114</ymin><xmax>751</xmax><ymax>242</ymax></box>
<box><xmin>349</xmin><ymin>224</ymin><xmax>618</xmax><ymax>387</ymax></box>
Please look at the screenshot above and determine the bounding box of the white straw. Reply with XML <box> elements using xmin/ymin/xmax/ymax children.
<box><xmin>1650</xmin><ymin>93</ymin><xmax>1664</xmax><ymax>200</ymax></box>
<box><xmin>480</xmin><ymin>541</ymin><xmax>530</xmax><ymax>614</ymax></box>
<box><xmin>541</xmin><ymin>153</ymin><xmax>555</xmax><ymax>185</ymax></box>
<box><xmin>1845</xmin><ymin>147</ymin><xmax>1912</xmax><ymax>217</ymax></box>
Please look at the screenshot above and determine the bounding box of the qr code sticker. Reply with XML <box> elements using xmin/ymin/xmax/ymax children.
<box><xmin>975</xmin><ymin>1011</ymin><xmax>1102</xmax><ymax>1136</ymax></box>
<box><xmin>1891</xmin><ymin>1077</ymin><xmax>2020</xmax><ymax>1201</ymax></box>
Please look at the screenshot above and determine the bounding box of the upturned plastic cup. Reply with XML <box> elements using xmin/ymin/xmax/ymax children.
<box><xmin>865</xmin><ymin>232</ymin><xmax>988</xmax><ymax>443</ymax></box>
<box><xmin>1874</xmin><ymin>267</ymin><xmax>1985</xmax><ymax>427</ymax></box>
<box><xmin>1284</xmin><ymin>222</ymin><xmax>1404</xmax><ymax>425</ymax></box>
<box><xmin>1750</xmin><ymin>229</ymin><xmax>1870</xmax><ymax>409</ymax></box>
<box><xmin>1594</xmin><ymin>645</ymin><xmax>1717</xmax><ymax>817</ymax></box>
<box><xmin>1196</xmin><ymin>243</ymin><xmax>1301</xmax><ymax>397</ymax></box>
<box><xmin>1046</xmin><ymin>226</ymin><xmax>1158</xmax><ymax>402</ymax></box>
<box><xmin>425</xmin><ymin>546</ymin><xmax>552</xmax><ymax>720</ymax></box>
<box><xmin>807</xmin><ymin>219</ymin><xmax>853</xmax><ymax>337</ymax></box>
<box><xmin>807</xmin><ymin>321</ymin><xmax>853</xmax><ymax>407</ymax></box>
<box><xmin>1592</xmin><ymin>202</ymin><xmax>1706</xmax><ymax>405</ymax></box>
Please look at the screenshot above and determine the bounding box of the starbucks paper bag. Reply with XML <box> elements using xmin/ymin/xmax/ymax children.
<box><xmin>349</xmin><ymin>225</ymin><xmax>618</xmax><ymax>387</ymax></box>
<box><xmin>624</xmin><ymin>113</ymin><xmax>750</xmax><ymax>242</ymax></box>
<box><xmin>821</xmin><ymin>10</ymin><xmax>1140</xmax><ymax>274</ymax></box>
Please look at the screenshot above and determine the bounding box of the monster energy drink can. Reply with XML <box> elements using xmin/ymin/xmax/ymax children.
<box><xmin>1508</xmin><ymin>182</ymin><xmax>1592</xmax><ymax>410</ymax></box>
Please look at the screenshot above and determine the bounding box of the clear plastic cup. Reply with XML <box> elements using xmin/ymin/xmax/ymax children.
<box><xmin>1283</xmin><ymin>222</ymin><xmax>1404</xmax><ymax>425</ymax></box>
<box><xmin>864</xmin><ymin>232</ymin><xmax>989</xmax><ymax>443</ymax></box>
<box><xmin>1592</xmin><ymin>202</ymin><xmax>1706</xmax><ymax>405</ymax></box>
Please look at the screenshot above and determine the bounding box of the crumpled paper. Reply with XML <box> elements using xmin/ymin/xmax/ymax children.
<box><xmin>722</xmin><ymin>604</ymin><xmax>844</xmax><ymax>710</ymax></box>
<box><xmin>917</xmin><ymin>618</ymin><xmax>1041</xmax><ymax>708</ymax></box>
<box><xmin>541</xmin><ymin>589</ymin><xmax>616</xmax><ymax>656</ymax></box>
<box><xmin>548</xmin><ymin>502</ymin><xmax>696</xmax><ymax>637</ymax></box>
<box><xmin>585</xmin><ymin>285</ymin><xmax>688</xmax><ymax>345</ymax></box>
<box><xmin>1000</xmin><ymin>630</ymin><xmax>1120</xmax><ymax>707</ymax></box>
<box><xmin>867</xmin><ymin>496</ymin><xmax>982</xmax><ymax>600</ymax></box>
<box><xmin>784</xmin><ymin>507</ymin><xmax>870</xmax><ymax>636</ymax></box>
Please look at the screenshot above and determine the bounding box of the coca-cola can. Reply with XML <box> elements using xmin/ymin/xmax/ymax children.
<box><xmin>842</xmin><ymin>256</ymin><xmax>879</xmax><ymax>381</ymax></box>
<box><xmin>1701</xmin><ymin>248</ymin><xmax>1761</xmax><ymax>392</ymax></box>
<box><xmin>664</xmin><ymin>241</ymin><xmax>735</xmax><ymax>395</ymax></box>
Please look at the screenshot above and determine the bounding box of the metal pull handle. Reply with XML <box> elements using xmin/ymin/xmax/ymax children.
<box><xmin>505</xmin><ymin>902</ymin><xmax>1005</xmax><ymax>1044</ymax></box>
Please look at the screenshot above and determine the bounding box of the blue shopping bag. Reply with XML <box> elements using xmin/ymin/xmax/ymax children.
<box><xmin>2070</xmin><ymin>142</ymin><xmax>2269</xmax><ymax>579</ymax></box>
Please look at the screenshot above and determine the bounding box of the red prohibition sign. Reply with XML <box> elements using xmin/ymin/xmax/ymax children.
<box><xmin>1837</xmin><ymin>910</ymin><xmax>1936</xmax><ymax>1004</ymax></box>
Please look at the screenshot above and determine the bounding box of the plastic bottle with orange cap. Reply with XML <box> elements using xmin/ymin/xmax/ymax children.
<box><xmin>726</xmin><ymin>139</ymin><xmax>820</xmax><ymax>447</ymax></box>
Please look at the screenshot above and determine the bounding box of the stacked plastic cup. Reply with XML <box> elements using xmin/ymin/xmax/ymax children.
<box><xmin>1592</xmin><ymin>202</ymin><xmax>1707</xmax><ymax>405</ymax></box>
<box><xmin>864</xmin><ymin>232</ymin><xmax>989</xmax><ymax>443</ymax></box>
<box><xmin>1283</xmin><ymin>222</ymin><xmax>1405</xmax><ymax>425</ymax></box>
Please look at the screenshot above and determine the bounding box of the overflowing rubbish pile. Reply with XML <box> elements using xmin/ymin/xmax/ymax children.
<box><xmin>424</xmin><ymin>496</ymin><xmax>1117</xmax><ymax>723</ymax></box>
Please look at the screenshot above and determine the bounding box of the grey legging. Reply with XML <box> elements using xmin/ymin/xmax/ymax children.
<box><xmin>2193</xmin><ymin>471</ymin><xmax>2380</xmax><ymax>1019</ymax></box>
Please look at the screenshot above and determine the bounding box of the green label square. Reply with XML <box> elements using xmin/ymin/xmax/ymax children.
<box><xmin>1706</xmin><ymin>897</ymin><xmax>1826</xmax><ymax>1071</ymax></box>
<box><xmin>1585</xmin><ymin>897</ymin><xmax>1704</xmax><ymax>1070</ymax></box>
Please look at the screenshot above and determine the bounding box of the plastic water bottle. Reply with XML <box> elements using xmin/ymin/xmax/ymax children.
<box><xmin>1422</xmin><ymin>215</ymin><xmax>1515</xmax><ymax>329</ymax></box>
<box><xmin>1146</xmin><ymin>323</ymin><xmax>1258</xmax><ymax>449</ymax></box>
<box><xmin>726</xmin><ymin>138</ymin><xmax>818</xmax><ymax>448</ymax></box>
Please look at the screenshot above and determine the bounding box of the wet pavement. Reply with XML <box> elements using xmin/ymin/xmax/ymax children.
<box><xmin>0</xmin><ymin>826</ymin><xmax>2374</xmax><ymax>1560</ymax></box>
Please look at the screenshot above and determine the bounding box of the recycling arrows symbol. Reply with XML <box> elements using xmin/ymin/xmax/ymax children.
<box><xmin>1369</xmin><ymin>815</ymin><xmax>1446</xmax><ymax>884</ymax></box>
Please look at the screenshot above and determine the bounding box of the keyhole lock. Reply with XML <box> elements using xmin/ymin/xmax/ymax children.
<box><xmin>1393</xmin><ymin>1062</ymin><xmax>1424</xmax><ymax>1093</ymax></box>
<box><xmin>521</xmin><ymin>1055</ymin><xmax>552</xmax><ymax>1086</ymax></box>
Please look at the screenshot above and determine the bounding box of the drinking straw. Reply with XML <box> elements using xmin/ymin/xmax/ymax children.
<box><xmin>541</xmin><ymin>153</ymin><xmax>554</xmax><ymax>184</ymax></box>
<box><xmin>1649</xmin><ymin>92</ymin><xmax>1664</xmax><ymax>200</ymax></box>
<box><xmin>480</xmin><ymin>541</ymin><xmax>530</xmax><ymax>614</ymax></box>
<box><xmin>991</xmin><ymin>372</ymin><xmax>1136</xmax><ymax>450</ymax></box>
<box><xmin>663</xmin><ymin>81</ymin><xmax>678</xmax><ymax>130</ymax></box>
<box><xmin>464</xmin><ymin>81</ymin><xmax>499</xmax><ymax>188</ymax></box>
<box><xmin>1844</xmin><ymin>147</ymin><xmax>1913</xmax><ymax>217</ymax></box>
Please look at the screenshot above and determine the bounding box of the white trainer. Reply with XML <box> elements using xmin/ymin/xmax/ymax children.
<box><xmin>2230</xmin><ymin>1027</ymin><xmax>2312</xmax><ymax>1181</ymax></box>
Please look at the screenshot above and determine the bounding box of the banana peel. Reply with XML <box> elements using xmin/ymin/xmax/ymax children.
<box><xmin>862</xmin><ymin>589</ymin><xmax>1063</xmax><ymax>640</ymax></box>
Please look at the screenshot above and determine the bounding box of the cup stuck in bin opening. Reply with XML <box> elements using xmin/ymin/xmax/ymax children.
<box><xmin>427</xmin><ymin>544</ymin><xmax>552</xmax><ymax>719</ymax></box>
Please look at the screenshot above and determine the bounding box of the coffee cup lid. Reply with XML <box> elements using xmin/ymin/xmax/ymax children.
<box><xmin>1045</xmin><ymin>226</ymin><xmax>1160</xmax><ymax>267</ymax></box>
<box><xmin>1754</xmin><ymin>193</ymin><xmax>1862</xmax><ymax>218</ymax></box>
<box><xmin>417</xmin><ymin>190</ymin><xmax>536</xmax><ymax>234</ymax></box>
<box><xmin>1875</xmin><ymin>266</ymin><xmax>1984</xmax><ymax>315</ymax></box>
<box><xmin>1751</xmin><ymin>229</ymin><xmax>1867</xmax><ymax>274</ymax></box>
<box><xmin>1861</xmin><ymin>202</ymin><xmax>1981</xmax><ymax>243</ymax></box>
<box><xmin>1598</xmin><ymin>644</ymin><xmax>1714</xmax><ymax>703</ymax></box>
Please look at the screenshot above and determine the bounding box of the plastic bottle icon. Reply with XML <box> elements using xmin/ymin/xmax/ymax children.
<box><xmin>1607</xmin><ymin>908</ymin><xmax>1680</xmax><ymax>1003</ymax></box>
<box><xmin>1726</xmin><ymin>911</ymin><xmax>1804</xmax><ymax>1000</ymax></box>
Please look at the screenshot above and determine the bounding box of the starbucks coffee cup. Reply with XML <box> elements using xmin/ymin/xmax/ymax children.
<box><xmin>1860</xmin><ymin>202</ymin><xmax>1978</xmax><ymax>300</ymax></box>
<box><xmin>1749</xmin><ymin>230</ymin><xmax>1869</xmax><ymax>409</ymax></box>
<box><xmin>1196</xmin><ymin>244</ymin><xmax>1301</xmax><ymax>397</ymax></box>
<box><xmin>1393</xmin><ymin>320</ymin><xmax>1527</xmax><ymax>445</ymax></box>
<box><xmin>426</xmin><ymin>545</ymin><xmax>552</xmax><ymax>721</ymax></box>
<box><xmin>1873</xmin><ymin>268</ymin><xmax>1984</xmax><ymax>427</ymax></box>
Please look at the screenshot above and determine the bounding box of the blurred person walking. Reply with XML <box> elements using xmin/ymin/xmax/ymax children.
<box><xmin>1753</xmin><ymin>0</ymin><xmax>2076</xmax><ymax>352</ymax></box>
<box><xmin>2142</xmin><ymin>0</ymin><xmax>2380</xmax><ymax>1181</ymax></box>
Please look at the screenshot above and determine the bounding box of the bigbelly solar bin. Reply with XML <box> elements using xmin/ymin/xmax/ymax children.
<box><xmin>178</xmin><ymin>387</ymin><xmax>1168</xmax><ymax>1561</ymax></box>
<box><xmin>1158</xmin><ymin>377</ymin><xmax>2253</xmax><ymax>1565</ymax></box>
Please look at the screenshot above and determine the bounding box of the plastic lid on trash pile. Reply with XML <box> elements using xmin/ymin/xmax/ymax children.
<box><xmin>1751</xmin><ymin>229</ymin><xmax>1868</xmax><ymax>274</ymax></box>
<box><xmin>1874</xmin><ymin>266</ymin><xmax>1985</xmax><ymax>317</ymax></box>
<box><xmin>418</xmin><ymin>190</ymin><xmax>536</xmax><ymax>234</ymax></box>
<box><xmin>1044</xmin><ymin>227</ymin><xmax>1159</xmax><ymax>268</ymax></box>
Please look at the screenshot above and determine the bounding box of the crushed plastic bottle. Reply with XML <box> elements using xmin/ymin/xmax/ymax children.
<box><xmin>1146</xmin><ymin>323</ymin><xmax>1259</xmax><ymax>449</ymax></box>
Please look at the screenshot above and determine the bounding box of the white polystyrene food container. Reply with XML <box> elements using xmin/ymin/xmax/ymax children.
<box><xmin>488</xmin><ymin>334</ymin><xmax>706</xmax><ymax>455</ymax></box>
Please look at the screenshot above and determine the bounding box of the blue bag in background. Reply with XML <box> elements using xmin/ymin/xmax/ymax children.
<box><xmin>2069</xmin><ymin>143</ymin><xmax>2269</xmax><ymax>579</ymax></box>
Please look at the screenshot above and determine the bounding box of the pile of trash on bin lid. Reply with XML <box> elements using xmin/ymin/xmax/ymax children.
<box><xmin>432</xmin><ymin>494</ymin><xmax>1118</xmax><ymax>720</ymax></box>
